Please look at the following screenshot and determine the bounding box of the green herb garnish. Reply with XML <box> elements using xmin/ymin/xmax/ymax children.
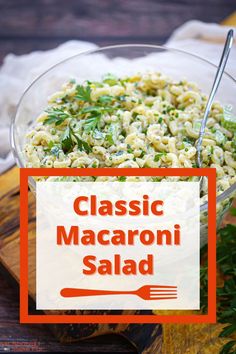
<box><xmin>118</xmin><ymin>176</ymin><xmax>126</xmax><ymax>182</ymax></box>
<box><xmin>61</xmin><ymin>126</ymin><xmax>73</xmax><ymax>153</ymax></box>
<box><xmin>43</xmin><ymin>108</ymin><xmax>71</xmax><ymax>126</ymax></box>
<box><xmin>166</xmin><ymin>106</ymin><xmax>175</xmax><ymax>113</ymax></box>
<box><xmin>132</xmin><ymin>112</ymin><xmax>139</xmax><ymax>119</ymax></box>
<box><xmin>139</xmin><ymin>150</ymin><xmax>145</xmax><ymax>158</ymax></box>
<box><xmin>183</xmin><ymin>136</ymin><xmax>195</xmax><ymax>145</ymax></box>
<box><xmin>76</xmin><ymin>84</ymin><xmax>92</xmax><ymax>103</ymax></box>
<box><xmin>81</xmin><ymin>104</ymin><xmax>116</xmax><ymax>133</ymax></box>
<box><xmin>200</xmin><ymin>224</ymin><xmax>236</xmax><ymax>353</ymax></box>
<box><xmin>229</xmin><ymin>207</ymin><xmax>236</xmax><ymax>217</ymax></box>
<box><xmin>152</xmin><ymin>177</ymin><xmax>162</xmax><ymax>182</ymax></box>
<box><xmin>105</xmin><ymin>133</ymin><xmax>114</xmax><ymax>145</ymax></box>
<box><xmin>154</xmin><ymin>152</ymin><xmax>167</xmax><ymax>162</ymax></box>
<box><xmin>98</xmin><ymin>95</ymin><xmax>113</xmax><ymax>104</ymax></box>
<box><xmin>81</xmin><ymin>106</ymin><xmax>102</xmax><ymax>115</ymax></box>
<box><xmin>126</xmin><ymin>144</ymin><xmax>133</xmax><ymax>153</ymax></box>
<box><xmin>117</xmin><ymin>95</ymin><xmax>128</xmax><ymax>102</ymax></box>
<box><xmin>61</xmin><ymin>126</ymin><xmax>91</xmax><ymax>153</ymax></box>
<box><xmin>83</xmin><ymin>115</ymin><xmax>101</xmax><ymax>133</ymax></box>
<box><xmin>104</xmin><ymin>123</ymin><xmax>119</xmax><ymax>146</ymax></box>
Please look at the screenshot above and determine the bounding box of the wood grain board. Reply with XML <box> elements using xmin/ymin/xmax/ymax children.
<box><xmin>0</xmin><ymin>167</ymin><xmax>162</xmax><ymax>353</ymax></box>
<box><xmin>0</xmin><ymin>8</ymin><xmax>236</xmax><ymax>354</ymax></box>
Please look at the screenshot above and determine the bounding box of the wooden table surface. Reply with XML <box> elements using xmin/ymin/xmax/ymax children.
<box><xmin>0</xmin><ymin>1</ymin><xmax>236</xmax><ymax>353</ymax></box>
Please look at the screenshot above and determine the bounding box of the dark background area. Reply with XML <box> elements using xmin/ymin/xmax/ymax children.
<box><xmin>0</xmin><ymin>0</ymin><xmax>235</xmax><ymax>64</ymax></box>
<box><xmin>0</xmin><ymin>0</ymin><xmax>235</xmax><ymax>352</ymax></box>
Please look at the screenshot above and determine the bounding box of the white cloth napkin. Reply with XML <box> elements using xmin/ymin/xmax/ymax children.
<box><xmin>0</xmin><ymin>20</ymin><xmax>235</xmax><ymax>174</ymax></box>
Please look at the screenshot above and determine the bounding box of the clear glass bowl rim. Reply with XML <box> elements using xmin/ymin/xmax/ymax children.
<box><xmin>10</xmin><ymin>43</ymin><xmax>236</xmax><ymax>212</ymax></box>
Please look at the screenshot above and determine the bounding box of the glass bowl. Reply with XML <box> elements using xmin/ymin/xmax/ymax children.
<box><xmin>11</xmin><ymin>44</ymin><xmax>236</xmax><ymax>245</ymax></box>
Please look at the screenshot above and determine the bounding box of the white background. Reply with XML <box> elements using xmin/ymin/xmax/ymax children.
<box><xmin>36</xmin><ymin>181</ymin><xmax>200</xmax><ymax>310</ymax></box>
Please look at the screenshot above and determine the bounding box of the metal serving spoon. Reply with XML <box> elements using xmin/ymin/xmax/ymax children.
<box><xmin>195</xmin><ymin>29</ymin><xmax>234</xmax><ymax>191</ymax></box>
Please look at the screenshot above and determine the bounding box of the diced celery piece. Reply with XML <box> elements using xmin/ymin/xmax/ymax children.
<box><xmin>221</xmin><ymin>112</ymin><xmax>236</xmax><ymax>131</ymax></box>
<box><xmin>193</xmin><ymin>120</ymin><xmax>202</xmax><ymax>132</ymax></box>
<box><xmin>102</xmin><ymin>73</ymin><xmax>118</xmax><ymax>86</ymax></box>
<box><xmin>215</xmin><ymin>130</ymin><xmax>226</xmax><ymax>145</ymax></box>
<box><xmin>106</xmin><ymin>123</ymin><xmax>119</xmax><ymax>145</ymax></box>
<box><xmin>232</xmin><ymin>132</ymin><xmax>236</xmax><ymax>150</ymax></box>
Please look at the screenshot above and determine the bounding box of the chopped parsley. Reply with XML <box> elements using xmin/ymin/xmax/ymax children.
<box><xmin>154</xmin><ymin>152</ymin><xmax>167</xmax><ymax>162</ymax></box>
<box><xmin>117</xmin><ymin>95</ymin><xmax>128</xmax><ymax>102</ymax></box>
<box><xmin>105</xmin><ymin>133</ymin><xmax>114</xmax><ymax>145</ymax></box>
<box><xmin>200</xmin><ymin>224</ymin><xmax>236</xmax><ymax>354</ymax></box>
<box><xmin>127</xmin><ymin>144</ymin><xmax>133</xmax><ymax>153</ymax></box>
<box><xmin>43</xmin><ymin>108</ymin><xmax>71</xmax><ymax>126</ymax></box>
<box><xmin>139</xmin><ymin>150</ymin><xmax>145</xmax><ymax>158</ymax></box>
<box><xmin>83</xmin><ymin>115</ymin><xmax>101</xmax><ymax>133</ymax></box>
<box><xmin>61</xmin><ymin>126</ymin><xmax>73</xmax><ymax>153</ymax></box>
<box><xmin>75</xmin><ymin>84</ymin><xmax>92</xmax><ymax>103</ymax></box>
<box><xmin>231</xmin><ymin>133</ymin><xmax>236</xmax><ymax>150</ymax></box>
<box><xmin>166</xmin><ymin>106</ymin><xmax>175</xmax><ymax>113</ymax></box>
<box><xmin>183</xmin><ymin>136</ymin><xmax>195</xmax><ymax>145</ymax></box>
<box><xmin>132</xmin><ymin>112</ymin><xmax>139</xmax><ymax>119</ymax></box>
<box><xmin>118</xmin><ymin>176</ymin><xmax>126</xmax><ymax>182</ymax></box>
<box><xmin>152</xmin><ymin>177</ymin><xmax>162</xmax><ymax>182</ymax></box>
<box><xmin>98</xmin><ymin>95</ymin><xmax>113</xmax><ymax>104</ymax></box>
<box><xmin>61</xmin><ymin>126</ymin><xmax>91</xmax><ymax>153</ymax></box>
<box><xmin>105</xmin><ymin>123</ymin><xmax>118</xmax><ymax>145</ymax></box>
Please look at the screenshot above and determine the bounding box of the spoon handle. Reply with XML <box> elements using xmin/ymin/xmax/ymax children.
<box><xmin>196</xmin><ymin>29</ymin><xmax>234</xmax><ymax>167</ymax></box>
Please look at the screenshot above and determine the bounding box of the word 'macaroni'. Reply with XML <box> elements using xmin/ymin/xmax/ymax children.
<box><xmin>56</xmin><ymin>195</ymin><xmax>181</xmax><ymax>276</ymax></box>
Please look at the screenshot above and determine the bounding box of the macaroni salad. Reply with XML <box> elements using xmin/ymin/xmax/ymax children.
<box><xmin>24</xmin><ymin>72</ymin><xmax>236</xmax><ymax>204</ymax></box>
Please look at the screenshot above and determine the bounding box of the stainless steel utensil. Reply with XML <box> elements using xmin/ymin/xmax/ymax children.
<box><xmin>196</xmin><ymin>29</ymin><xmax>234</xmax><ymax>191</ymax></box>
